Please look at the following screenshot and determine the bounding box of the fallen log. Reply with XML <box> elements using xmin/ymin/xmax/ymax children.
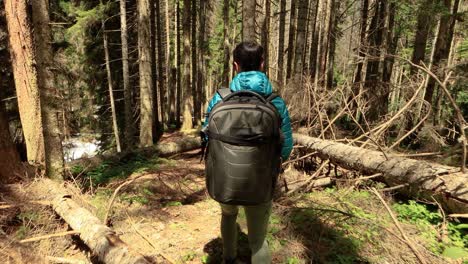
<box><xmin>41</xmin><ymin>179</ymin><xmax>151</xmax><ymax>264</ymax></box>
<box><xmin>67</xmin><ymin>136</ymin><xmax>201</xmax><ymax>172</ymax></box>
<box><xmin>293</xmin><ymin>133</ymin><xmax>468</xmax><ymax>214</ymax></box>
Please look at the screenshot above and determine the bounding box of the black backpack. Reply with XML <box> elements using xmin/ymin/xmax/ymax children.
<box><xmin>204</xmin><ymin>88</ymin><xmax>283</xmax><ymax>205</ymax></box>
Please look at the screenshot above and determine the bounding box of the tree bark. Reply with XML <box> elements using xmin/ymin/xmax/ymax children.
<box><xmin>31</xmin><ymin>0</ymin><xmax>65</xmax><ymax>180</ymax></box>
<box><xmin>314</xmin><ymin>0</ymin><xmax>328</xmax><ymax>85</ymax></box>
<box><xmin>150</xmin><ymin>0</ymin><xmax>160</xmax><ymax>139</ymax></box>
<box><xmin>42</xmin><ymin>179</ymin><xmax>150</xmax><ymax>264</ymax></box>
<box><xmin>325</xmin><ymin>0</ymin><xmax>340</xmax><ymax>89</ymax></box>
<box><xmin>382</xmin><ymin>2</ymin><xmax>397</xmax><ymax>84</ymax></box>
<box><xmin>102</xmin><ymin>22</ymin><xmax>122</xmax><ymax>153</ymax></box>
<box><xmin>294</xmin><ymin>133</ymin><xmax>468</xmax><ymax>214</ymax></box>
<box><xmin>286</xmin><ymin>0</ymin><xmax>297</xmax><ymax>79</ymax></box>
<box><xmin>0</xmin><ymin>105</ymin><xmax>25</xmax><ymax>184</ymax></box>
<box><xmin>277</xmin><ymin>0</ymin><xmax>287</xmax><ymax>84</ymax></box>
<box><xmin>120</xmin><ymin>0</ymin><xmax>134</xmax><ymax>149</ymax></box>
<box><xmin>364</xmin><ymin>0</ymin><xmax>387</xmax><ymax>122</ymax></box>
<box><xmin>352</xmin><ymin>0</ymin><xmax>369</xmax><ymax>87</ymax></box>
<box><xmin>156</xmin><ymin>0</ymin><xmax>167</xmax><ymax>127</ymax></box>
<box><xmin>138</xmin><ymin>0</ymin><xmax>154</xmax><ymax>147</ymax></box>
<box><xmin>169</xmin><ymin>2</ymin><xmax>177</xmax><ymax>125</ymax></box>
<box><xmin>293</xmin><ymin>0</ymin><xmax>310</xmax><ymax>76</ymax></box>
<box><xmin>424</xmin><ymin>0</ymin><xmax>459</xmax><ymax>106</ymax></box>
<box><xmin>165</xmin><ymin>0</ymin><xmax>172</xmax><ymax>124</ymax></box>
<box><xmin>308</xmin><ymin>0</ymin><xmax>320</xmax><ymax>78</ymax></box>
<box><xmin>176</xmin><ymin>0</ymin><xmax>182</xmax><ymax>128</ymax></box>
<box><xmin>410</xmin><ymin>0</ymin><xmax>436</xmax><ymax>74</ymax></box>
<box><xmin>223</xmin><ymin>0</ymin><xmax>231</xmax><ymax>87</ymax></box>
<box><xmin>4</xmin><ymin>0</ymin><xmax>46</xmax><ymax>166</ymax></box>
<box><xmin>197</xmin><ymin>0</ymin><xmax>207</xmax><ymax>121</ymax></box>
<box><xmin>242</xmin><ymin>0</ymin><xmax>256</xmax><ymax>41</ymax></box>
<box><xmin>262</xmin><ymin>0</ymin><xmax>271</xmax><ymax>75</ymax></box>
<box><xmin>191</xmin><ymin>0</ymin><xmax>199</xmax><ymax>126</ymax></box>
<box><xmin>181</xmin><ymin>0</ymin><xmax>193</xmax><ymax>130</ymax></box>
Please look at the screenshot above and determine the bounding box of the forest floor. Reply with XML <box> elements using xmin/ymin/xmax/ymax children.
<box><xmin>0</xmin><ymin>133</ymin><xmax>467</xmax><ymax>264</ymax></box>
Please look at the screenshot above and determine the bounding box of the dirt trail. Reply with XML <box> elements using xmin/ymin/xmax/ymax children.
<box><xmin>109</xmin><ymin>151</ymin><xmax>230</xmax><ymax>263</ymax></box>
<box><xmin>0</xmin><ymin>145</ymin><xmax>456</xmax><ymax>264</ymax></box>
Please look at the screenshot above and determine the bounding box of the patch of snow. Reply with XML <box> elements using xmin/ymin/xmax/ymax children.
<box><xmin>63</xmin><ymin>138</ymin><xmax>100</xmax><ymax>162</ymax></box>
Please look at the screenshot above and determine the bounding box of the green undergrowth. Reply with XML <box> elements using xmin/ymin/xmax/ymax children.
<box><xmin>260</xmin><ymin>187</ymin><xmax>467</xmax><ymax>264</ymax></box>
<box><xmin>393</xmin><ymin>200</ymin><xmax>468</xmax><ymax>260</ymax></box>
<box><xmin>71</xmin><ymin>154</ymin><xmax>176</xmax><ymax>187</ymax></box>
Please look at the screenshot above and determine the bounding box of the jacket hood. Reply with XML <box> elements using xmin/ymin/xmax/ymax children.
<box><xmin>229</xmin><ymin>71</ymin><xmax>272</xmax><ymax>96</ymax></box>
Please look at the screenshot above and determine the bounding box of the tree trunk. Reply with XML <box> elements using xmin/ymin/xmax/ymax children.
<box><xmin>156</xmin><ymin>0</ymin><xmax>167</xmax><ymax>128</ymax></box>
<box><xmin>165</xmin><ymin>0</ymin><xmax>173</xmax><ymax>123</ymax></box>
<box><xmin>150</xmin><ymin>0</ymin><xmax>160</xmax><ymax>139</ymax></box>
<box><xmin>242</xmin><ymin>0</ymin><xmax>256</xmax><ymax>41</ymax></box>
<box><xmin>120</xmin><ymin>0</ymin><xmax>134</xmax><ymax>149</ymax></box>
<box><xmin>294</xmin><ymin>133</ymin><xmax>468</xmax><ymax>214</ymax></box>
<box><xmin>410</xmin><ymin>0</ymin><xmax>436</xmax><ymax>74</ymax></box>
<box><xmin>42</xmin><ymin>179</ymin><xmax>151</xmax><ymax>264</ymax></box>
<box><xmin>139</xmin><ymin>0</ymin><xmax>154</xmax><ymax>146</ymax></box>
<box><xmin>424</xmin><ymin>0</ymin><xmax>459</xmax><ymax>106</ymax></box>
<box><xmin>352</xmin><ymin>0</ymin><xmax>369</xmax><ymax>87</ymax></box>
<box><xmin>181</xmin><ymin>0</ymin><xmax>193</xmax><ymax>130</ymax></box>
<box><xmin>314</xmin><ymin>0</ymin><xmax>329</xmax><ymax>85</ymax></box>
<box><xmin>293</xmin><ymin>0</ymin><xmax>310</xmax><ymax>76</ymax></box>
<box><xmin>197</xmin><ymin>0</ymin><xmax>207</xmax><ymax>121</ymax></box>
<box><xmin>4</xmin><ymin>0</ymin><xmax>46</xmax><ymax>167</ymax></box>
<box><xmin>325</xmin><ymin>0</ymin><xmax>340</xmax><ymax>89</ymax></box>
<box><xmin>308</xmin><ymin>0</ymin><xmax>320</xmax><ymax>78</ymax></box>
<box><xmin>31</xmin><ymin>0</ymin><xmax>65</xmax><ymax>180</ymax></box>
<box><xmin>286</xmin><ymin>0</ymin><xmax>297</xmax><ymax>79</ymax></box>
<box><xmin>176</xmin><ymin>0</ymin><xmax>182</xmax><ymax>128</ymax></box>
<box><xmin>277</xmin><ymin>0</ymin><xmax>287</xmax><ymax>84</ymax></box>
<box><xmin>382</xmin><ymin>2</ymin><xmax>397</xmax><ymax>83</ymax></box>
<box><xmin>364</xmin><ymin>0</ymin><xmax>387</xmax><ymax>122</ymax></box>
<box><xmin>191</xmin><ymin>0</ymin><xmax>200</xmax><ymax>126</ymax></box>
<box><xmin>102</xmin><ymin>23</ymin><xmax>122</xmax><ymax>153</ymax></box>
<box><xmin>262</xmin><ymin>0</ymin><xmax>271</xmax><ymax>75</ymax></box>
<box><xmin>0</xmin><ymin>105</ymin><xmax>25</xmax><ymax>184</ymax></box>
<box><xmin>320</xmin><ymin>0</ymin><xmax>332</xmax><ymax>81</ymax></box>
<box><xmin>223</xmin><ymin>0</ymin><xmax>231</xmax><ymax>87</ymax></box>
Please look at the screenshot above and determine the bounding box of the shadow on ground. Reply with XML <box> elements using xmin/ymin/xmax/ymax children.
<box><xmin>203</xmin><ymin>224</ymin><xmax>252</xmax><ymax>264</ymax></box>
<box><xmin>283</xmin><ymin>206</ymin><xmax>370</xmax><ymax>264</ymax></box>
<box><xmin>201</xmin><ymin>205</ymin><xmax>369</xmax><ymax>264</ymax></box>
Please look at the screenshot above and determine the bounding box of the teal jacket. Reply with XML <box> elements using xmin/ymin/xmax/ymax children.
<box><xmin>204</xmin><ymin>71</ymin><xmax>293</xmax><ymax>161</ymax></box>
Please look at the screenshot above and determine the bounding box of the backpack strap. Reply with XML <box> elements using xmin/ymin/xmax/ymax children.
<box><xmin>265</xmin><ymin>92</ymin><xmax>279</xmax><ymax>102</ymax></box>
<box><xmin>217</xmin><ymin>88</ymin><xmax>232</xmax><ymax>99</ymax></box>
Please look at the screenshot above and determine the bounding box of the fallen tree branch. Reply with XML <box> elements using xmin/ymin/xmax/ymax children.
<box><xmin>41</xmin><ymin>179</ymin><xmax>151</xmax><ymax>264</ymax></box>
<box><xmin>371</xmin><ymin>188</ymin><xmax>427</xmax><ymax>264</ymax></box>
<box><xmin>104</xmin><ymin>174</ymin><xmax>147</xmax><ymax>225</ymax></box>
<box><xmin>448</xmin><ymin>214</ymin><xmax>468</xmax><ymax>219</ymax></box>
<box><xmin>391</xmin><ymin>56</ymin><xmax>467</xmax><ymax>173</ymax></box>
<box><xmin>287</xmin><ymin>162</ymin><xmax>329</xmax><ymax>195</ymax></box>
<box><xmin>282</xmin><ymin>152</ymin><xmax>317</xmax><ymax>166</ymax></box>
<box><xmin>294</xmin><ymin>133</ymin><xmax>468</xmax><ymax>213</ymax></box>
<box><xmin>20</xmin><ymin>231</ymin><xmax>80</xmax><ymax>243</ymax></box>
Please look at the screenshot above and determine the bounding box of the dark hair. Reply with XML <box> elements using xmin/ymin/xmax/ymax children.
<box><xmin>233</xmin><ymin>42</ymin><xmax>264</xmax><ymax>72</ymax></box>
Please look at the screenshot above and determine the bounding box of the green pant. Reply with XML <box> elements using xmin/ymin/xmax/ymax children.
<box><xmin>220</xmin><ymin>202</ymin><xmax>272</xmax><ymax>264</ymax></box>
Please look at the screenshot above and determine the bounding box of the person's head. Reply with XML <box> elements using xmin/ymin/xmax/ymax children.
<box><xmin>233</xmin><ymin>42</ymin><xmax>264</xmax><ymax>73</ymax></box>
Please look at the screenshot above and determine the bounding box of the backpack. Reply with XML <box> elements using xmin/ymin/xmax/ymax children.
<box><xmin>204</xmin><ymin>88</ymin><xmax>283</xmax><ymax>205</ymax></box>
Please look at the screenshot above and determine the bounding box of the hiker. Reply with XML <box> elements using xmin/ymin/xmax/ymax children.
<box><xmin>202</xmin><ymin>41</ymin><xmax>293</xmax><ymax>264</ymax></box>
